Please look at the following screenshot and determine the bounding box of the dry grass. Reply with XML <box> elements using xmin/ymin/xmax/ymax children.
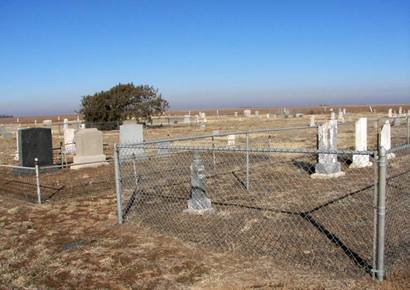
<box><xmin>0</xmin><ymin>106</ymin><xmax>409</xmax><ymax>289</ymax></box>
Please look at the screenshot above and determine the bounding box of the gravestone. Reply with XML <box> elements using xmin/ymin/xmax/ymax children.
<box><xmin>119</xmin><ymin>123</ymin><xmax>144</xmax><ymax>157</ymax></box>
<box><xmin>388</xmin><ymin>108</ymin><xmax>393</xmax><ymax>118</ymax></box>
<box><xmin>72</xmin><ymin>128</ymin><xmax>107</xmax><ymax>169</ymax></box>
<box><xmin>42</xmin><ymin>120</ymin><xmax>52</xmax><ymax>128</ymax></box>
<box><xmin>380</xmin><ymin>121</ymin><xmax>395</xmax><ymax>159</ymax></box>
<box><xmin>266</xmin><ymin>113</ymin><xmax>271</xmax><ymax>119</ymax></box>
<box><xmin>338</xmin><ymin>111</ymin><xmax>345</xmax><ymax>123</ymax></box>
<box><xmin>309</xmin><ymin>115</ymin><xmax>316</xmax><ymax>127</ymax></box>
<box><xmin>186</xmin><ymin>153</ymin><xmax>213</xmax><ymax>213</ymax></box>
<box><xmin>399</xmin><ymin>106</ymin><xmax>403</xmax><ymax>115</ymax></box>
<box><xmin>244</xmin><ymin>109</ymin><xmax>252</xmax><ymax>117</ymax></box>
<box><xmin>330</xmin><ymin>112</ymin><xmax>336</xmax><ymax>120</ymax></box>
<box><xmin>18</xmin><ymin>128</ymin><xmax>53</xmax><ymax>167</ymax></box>
<box><xmin>312</xmin><ymin>120</ymin><xmax>344</xmax><ymax>178</ymax></box>
<box><xmin>234</xmin><ymin>112</ymin><xmax>238</xmax><ymax>117</ymax></box>
<box><xmin>63</xmin><ymin>128</ymin><xmax>76</xmax><ymax>154</ymax></box>
<box><xmin>63</xmin><ymin>118</ymin><xmax>69</xmax><ymax>130</ymax></box>
<box><xmin>183</xmin><ymin>115</ymin><xmax>191</xmax><ymax>124</ymax></box>
<box><xmin>350</xmin><ymin>118</ymin><xmax>372</xmax><ymax>168</ymax></box>
<box><xmin>255</xmin><ymin>111</ymin><xmax>260</xmax><ymax>117</ymax></box>
<box><xmin>343</xmin><ymin>108</ymin><xmax>347</xmax><ymax>115</ymax></box>
<box><xmin>227</xmin><ymin>135</ymin><xmax>236</xmax><ymax>147</ymax></box>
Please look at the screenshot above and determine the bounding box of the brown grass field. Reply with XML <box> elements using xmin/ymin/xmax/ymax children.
<box><xmin>0</xmin><ymin>105</ymin><xmax>409</xmax><ymax>289</ymax></box>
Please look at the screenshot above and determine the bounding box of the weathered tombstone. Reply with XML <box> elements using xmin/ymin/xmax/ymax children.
<box><xmin>399</xmin><ymin>106</ymin><xmax>403</xmax><ymax>115</ymax></box>
<box><xmin>72</xmin><ymin>128</ymin><xmax>107</xmax><ymax>169</ymax></box>
<box><xmin>186</xmin><ymin>153</ymin><xmax>213</xmax><ymax>213</ymax></box>
<box><xmin>350</xmin><ymin>118</ymin><xmax>372</xmax><ymax>168</ymax></box>
<box><xmin>234</xmin><ymin>112</ymin><xmax>238</xmax><ymax>117</ymax></box>
<box><xmin>338</xmin><ymin>111</ymin><xmax>345</xmax><ymax>123</ymax></box>
<box><xmin>369</xmin><ymin>106</ymin><xmax>373</xmax><ymax>113</ymax></box>
<box><xmin>380</xmin><ymin>121</ymin><xmax>395</xmax><ymax>159</ymax></box>
<box><xmin>393</xmin><ymin>117</ymin><xmax>401</xmax><ymax>127</ymax></box>
<box><xmin>330</xmin><ymin>112</ymin><xmax>336</xmax><ymax>120</ymax></box>
<box><xmin>309</xmin><ymin>115</ymin><xmax>316</xmax><ymax>127</ymax></box>
<box><xmin>63</xmin><ymin>118</ymin><xmax>69</xmax><ymax>130</ymax></box>
<box><xmin>388</xmin><ymin>108</ymin><xmax>393</xmax><ymax>118</ymax></box>
<box><xmin>42</xmin><ymin>120</ymin><xmax>52</xmax><ymax>128</ymax></box>
<box><xmin>244</xmin><ymin>109</ymin><xmax>252</xmax><ymax>117</ymax></box>
<box><xmin>18</xmin><ymin>128</ymin><xmax>53</xmax><ymax>167</ymax></box>
<box><xmin>266</xmin><ymin>113</ymin><xmax>271</xmax><ymax>119</ymax></box>
<box><xmin>63</xmin><ymin>128</ymin><xmax>76</xmax><ymax>154</ymax></box>
<box><xmin>312</xmin><ymin>120</ymin><xmax>344</xmax><ymax>178</ymax></box>
<box><xmin>183</xmin><ymin>115</ymin><xmax>191</xmax><ymax>124</ymax></box>
<box><xmin>119</xmin><ymin>123</ymin><xmax>144</xmax><ymax>157</ymax></box>
<box><xmin>227</xmin><ymin>135</ymin><xmax>236</xmax><ymax>147</ymax></box>
<box><xmin>343</xmin><ymin>108</ymin><xmax>347</xmax><ymax>115</ymax></box>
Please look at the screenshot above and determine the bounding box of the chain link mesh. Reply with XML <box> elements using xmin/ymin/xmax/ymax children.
<box><xmin>384</xmin><ymin>144</ymin><xmax>410</xmax><ymax>273</ymax></box>
<box><xmin>117</xmin><ymin>143</ymin><xmax>379</xmax><ymax>276</ymax></box>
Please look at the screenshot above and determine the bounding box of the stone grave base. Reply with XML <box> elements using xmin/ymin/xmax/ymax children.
<box><xmin>311</xmin><ymin>171</ymin><xmax>345</xmax><ymax>179</ymax></box>
<box><xmin>71</xmin><ymin>154</ymin><xmax>108</xmax><ymax>170</ymax></box>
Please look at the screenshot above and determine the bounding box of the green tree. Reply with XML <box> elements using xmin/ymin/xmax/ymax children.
<box><xmin>80</xmin><ymin>83</ymin><xmax>168</xmax><ymax>129</ymax></box>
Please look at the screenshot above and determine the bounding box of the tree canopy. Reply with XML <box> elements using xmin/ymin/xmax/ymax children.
<box><xmin>80</xmin><ymin>83</ymin><xmax>168</xmax><ymax>128</ymax></box>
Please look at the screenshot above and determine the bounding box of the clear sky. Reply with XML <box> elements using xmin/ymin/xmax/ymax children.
<box><xmin>0</xmin><ymin>0</ymin><xmax>409</xmax><ymax>115</ymax></box>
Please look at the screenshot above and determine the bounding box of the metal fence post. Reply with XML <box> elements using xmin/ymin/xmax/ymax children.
<box><xmin>375</xmin><ymin>145</ymin><xmax>387</xmax><ymax>281</ymax></box>
<box><xmin>34</xmin><ymin>158</ymin><xmax>41</xmax><ymax>204</ymax></box>
<box><xmin>246</xmin><ymin>132</ymin><xmax>250</xmax><ymax>190</ymax></box>
<box><xmin>132</xmin><ymin>153</ymin><xmax>138</xmax><ymax>187</ymax></box>
<box><xmin>114</xmin><ymin>144</ymin><xmax>123</xmax><ymax>224</ymax></box>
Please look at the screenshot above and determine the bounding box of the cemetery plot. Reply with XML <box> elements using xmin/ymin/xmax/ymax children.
<box><xmin>118</xmin><ymin>148</ymin><xmax>394</xmax><ymax>277</ymax></box>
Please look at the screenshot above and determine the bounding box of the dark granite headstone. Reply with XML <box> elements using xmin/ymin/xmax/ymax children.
<box><xmin>18</xmin><ymin>128</ymin><xmax>53</xmax><ymax>167</ymax></box>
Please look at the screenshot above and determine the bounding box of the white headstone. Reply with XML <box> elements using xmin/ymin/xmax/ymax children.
<box><xmin>244</xmin><ymin>109</ymin><xmax>252</xmax><ymax>117</ymax></box>
<box><xmin>343</xmin><ymin>108</ymin><xmax>346</xmax><ymax>115</ymax></box>
<box><xmin>120</xmin><ymin>123</ymin><xmax>144</xmax><ymax>157</ymax></box>
<box><xmin>312</xmin><ymin>120</ymin><xmax>344</xmax><ymax>178</ymax></box>
<box><xmin>310</xmin><ymin>115</ymin><xmax>316</xmax><ymax>127</ymax></box>
<box><xmin>350</xmin><ymin>118</ymin><xmax>371</xmax><ymax>168</ymax></box>
<box><xmin>183</xmin><ymin>115</ymin><xmax>191</xmax><ymax>124</ymax></box>
<box><xmin>234</xmin><ymin>112</ymin><xmax>238</xmax><ymax>117</ymax></box>
<box><xmin>338</xmin><ymin>111</ymin><xmax>345</xmax><ymax>123</ymax></box>
<box><xmin>63</xmin><ymin>118</ymin><xmax>69</xmax><ymax>130</ymax></box>
<box><xmin>72</xmin><ymin>128</ymin><xmax>107</xmax><ymax>169</ymax></box>
<box><xmin>399</xmin><ymin>106</ymin><xmax>403</xmax><ymax>115</ymax></box>
<box><xmin>388</xmin><ymin>108</ymin><xmax>393</xmax><ymax>118</ymax></box>
<box><xmin>330</xmin><ymin>112</ymin><xmax>336</xmax><ymax>120</ymax></box>
<box><xmin>63</xmin><ymin>128</ymin><xmax>76</xmax><ymax>154</ymax></box>
<box><xmin>227</xmin><ymin>135</ymin><xmax>236</xmax><ymax>147</ymax></box>
<box><xmin>380</xmin><ymin>121</ymin><xmax>395</xmax><ymax>159</ymax></box>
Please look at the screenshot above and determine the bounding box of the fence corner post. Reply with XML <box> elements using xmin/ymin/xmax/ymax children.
<box><xmin>34</xmin><ymin>158</ymin><xmax>41</xmax><ymax>204</ymax></box>
<box><xmin>375</xmin><ymin>145</ymin><xmax>387</xmax><ymax>281</ymax></box>
<box><xmin>114</xmin><ymin>144</ymin><xmax>123</xmax><ymax>224</ymax></box>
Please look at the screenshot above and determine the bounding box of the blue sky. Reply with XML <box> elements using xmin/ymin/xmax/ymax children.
<box><xmin>0</xmin><ymin>0</ymin><xmax>409</xmax><ymax>115</ymax></box>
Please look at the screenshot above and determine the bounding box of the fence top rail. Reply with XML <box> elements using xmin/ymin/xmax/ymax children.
<box><xmin>129</xmin><ymin>125</ymin><xmax>317</xmax><ymax>146</ymax></box>
<box><xmin>117</xmin><ymin>143</ymin><xmax>376</xmax><ymax>156</ymax></box>
<box><xmin>0</xmin><ymin>164</ymin><xmax>35</xmax><ymax>170</ymax></box>
<box><xmin>389</xmin><ymin>143</ymin><xmax>410</xmax><ymax>154</ymax></box>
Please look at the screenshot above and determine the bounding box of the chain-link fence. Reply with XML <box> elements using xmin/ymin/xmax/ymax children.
<box><xmin>0</xmin><ymin>160</ymin><xmax>115</xmax><ymax>204</ymax></box>
<box><xmin>114</xmin><ymin>142</ymin><xmax>390</xmax><ymax>277</ymax></box>
<box><xmin>384</xmin><ymin>144</ymin><xmax>410</xmax><ymax>274</ymax></box>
